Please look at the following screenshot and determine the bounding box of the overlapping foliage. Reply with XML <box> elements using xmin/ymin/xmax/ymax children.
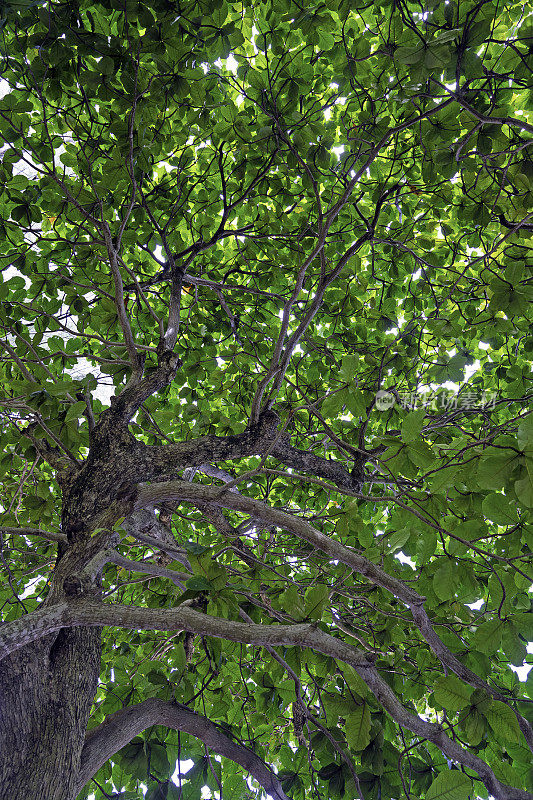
<box><xmin>0</xmin><ymin>0</ymin><xmax>532</xmax><ymax>798</ymax></box>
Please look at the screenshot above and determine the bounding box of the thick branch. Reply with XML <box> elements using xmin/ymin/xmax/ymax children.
<box><xmin>0</xmin><ymin>601</ymin><xmax>71</xmax><ymax>661</ymax></box>
<box><xmin>138</xmin><ymin>411</ymin><xmax>358</xmax><ymax>493</ymax></box>
<box><xmin>438</xmin><ymin>83</ymin><xmax>533</xmax><ymax>136</ymax></box>
<box><xmin>138</xmin><ymin>409</ymin><xmax>282</xmax><ymax>478</ymax></box>
<box><xmin>109</xmin><ymin>553</ymin><xmax>190</xmax><ymax>586</ymax></box>
<box><xmin>0</xmin><ymin>597</ymin><xmax>369</xmax><ymax>664</ymax></box>
<box><xmin>121</xmin><ymin>509</ymin><xmax>191</xmax><ymax>569</ymax></box>
<box><xmin>102</xmin><ymin>352</ymin><xmax>181</xmax><ymax>423</ymax></box>
<box><xmin>77</xmin><ymin>698</ymin><xmax>291</xmax><ymax>799</ymax></box>
<box><xmin>135</xmin><ymin>480</ymin><xmax>424</xmax><ymax>604</ymax></box>
<box><xmin>271</xmin><ymin>440</ymin><xmax>356</xmax><ymax>490</ymax></box>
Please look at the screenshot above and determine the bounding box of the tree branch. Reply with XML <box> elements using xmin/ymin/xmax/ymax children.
<box><xmin>77</xmin><ymin>698</ymin><xmax>291</xmax><ymax>800</ymax></box>
<box><xmin>109</xmin><ymin>553</ymin><xmax>190</xmax><ymax>586</ymax></box>
<box><xmin>102</xmin><ymin>224</ymin><xmax>142</xmax><ymax>375</ymax></box>
<box><xmin>138</xmin><ymin>409</ymin><xmax>282</xmax><ymax>477</ymax></box>
<box><xmin>0</xmin><ymin>526</ymin><xmax>67</xmax><ymax>544</ymax></box>
<box><xmin>0</xmin><ymin>597</ymin><xmax>371</xmax><ymax>666</ymax></box>
<box><xmin>137</xmin><ymin>410</ymin><xmax>358</xmax><ymax>493</ymax></box>
<box><xmin>121</xmin><ymin>509</ymin><xmax>191</xmax><ymax>569</ymax></box>
<box><xmin>101</xmin><ymin>352</ymin><xmax>181</xmax><ymax>423</ymax></box>
<box><xmin>354</xmin><ymin>659</ymin><xmax>533</xmax><ymax>800</ymax></box>
<box><xmin>134</xmin><ymin>479</ymin><xmax>533</xmax><ymax>753</ymax></box>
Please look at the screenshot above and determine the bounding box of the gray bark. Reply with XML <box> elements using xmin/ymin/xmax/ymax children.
<box><xmin>0</xmin><ymin>630</ymin><xmax>100</xmax><ymax>800</ymax></box>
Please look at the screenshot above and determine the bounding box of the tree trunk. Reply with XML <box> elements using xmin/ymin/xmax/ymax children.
<box><xmin>0</xmin><ymin>627</ymin><xmax>100</xmax><ymax>800</ymax></box>
<box><xmin>0</xmin><ymin>484</ymin><xmax>103</xmax><ymax>800</ymax></box>
<box><xmin>0</xmin><ymin>419</ymin><xmax>142</xmax><ymax>797</ymax></box>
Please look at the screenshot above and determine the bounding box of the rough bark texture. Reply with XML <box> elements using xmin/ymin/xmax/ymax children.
<box><xmin>0</xmin><ymin>416</ymin><xmax>113</xmax><ymax>798</ymax></box>
<box><xmin>0</xmin><ymin>630</ymin><xmax>100</xmax><ymax>800</ymax></box>
<box><xmin>0</xmin><ymin>495</ymin><xmax>102</xmax><ymax>799</ymax></box>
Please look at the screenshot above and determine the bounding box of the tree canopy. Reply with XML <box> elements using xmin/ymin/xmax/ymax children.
<box><xmin>0</xmin><ymin>0</ymin><xmax>532</xmax><ymax>799</ymax></box>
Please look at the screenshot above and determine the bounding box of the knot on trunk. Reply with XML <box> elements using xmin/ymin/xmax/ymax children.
<box><xmin>63</xmin><ymin>574</ymin><xmax>93</xmax><ymax>597</ymax></box>
<box><xmin>254</xmin><ymin>409</ymin><xmax>282</xmax><ymax>444</ymax></box>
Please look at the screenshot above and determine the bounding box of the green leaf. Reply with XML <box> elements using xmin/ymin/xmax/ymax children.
<box><xmin>416</xmin><ymin>531</ymin><xmax>437</xmax><ymax>564</ymax></box>
<box><xmin>345</xmin><ymin>704</ymin><xmax>371</xmax><ymax>750</ymax></box>
<box><xmin>386</xmin><ymin>528</ymin><xmax>410</xmax><ymax>553</ymax></box>
<box><xmin>322</xmin><ymin>390</ymin><xmax>347</xmax><ymax>418</ymax></box>
<box><xmin>343</xmin><ymin>665</ymin><xmax>369</xmax><ymax>698</ymax></box>
<box><xmin>473</xmin><ymin>618</ymin><xmax>505</xmax><ymax>654</ymax></box>
<box><xmin>426</xmin><ymin>771</ymin><xmax>472</xmax><ymax>800</ymax></box>
<box><xmin>118</xmin><ymin>740</ymin><xmax>148</xmax><ymax>779</ymax></box>
<box><xmin>211</xmin><ymin>2</ymin><xmax>228</xmax><ymax>27</ymax></box>
<box><xmin>304</xmin><ymin>584</ymin><xmax>330</xmax><ymax>620</ymax></box>
<box><xmin>482</xmin><ymin>493</ymin><xmax>519</xmax><ymax>526</ymax></box>
<box><xmin>149</xmin><ymin>743</ymin><xmax>171</xmax><ymax>778</ymax></box>
<box><xmin>515</xmin><ymin>462</ymin><xmax>533</xmax><ymax>507</ymax></box>
<box><xmin>484</xmin><ymin>702</ymin><xmax>522</xmax><ymax>745</ymax></box>
<box><xmin>460</xmin><ymin>706</ymin><xmax>487</xmax><ymax>745</ymax></box>
<box><xmin>340</xmin><ymin>354</ymin><xmax>360</xmax><ymax>381</ymax></box>
<box><xmin>517</xmin><ymin>415</ymin><xmax>533</xmax><ymax>450</ymax></box>
<box><xmin>401</xmin><ymin>408</ymin><xmax>426</xmax><ymax>443</ymax></box>
<box><xmin>433</xmin><ymin>676</ymin><xmax>472</xmax><ymax>713</ymax></box>
<box><xmin>395</xmin><ymin>46</ymin><xmax>424</xmax><ymax>65</ymax></box>
<box><xmin>477</xmin><ymin>452</ymin><xmax>518</xmax><ymax>489</ymax></box>
<box><xmin>186</xmin><ymin>576</ymin><xmax>212</xmax><ymax>592</ymax></box>
<box><xmin>433</xmin><ymin>560</ymin><xmax>457</xmax><ymax>601</ymax></box>
<box><xmin>65</xmin><ymin>400</ymin><xmax>87</xmax><ymax>423</ymax></box>
<box><xmin>173</xmin><ymin>642</ymin><xmax>186</xmax><ymax>679</ymax></box>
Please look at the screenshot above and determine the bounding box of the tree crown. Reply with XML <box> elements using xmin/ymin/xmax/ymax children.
<box><xmin>0</xmin><ymin>1</ymin><xmax>532</xmax><ymax>799</ymax></box>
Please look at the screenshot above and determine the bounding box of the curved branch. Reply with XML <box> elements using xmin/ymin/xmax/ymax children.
<box><xmin>102</xmin><ymin>352</ymin><xmax>181</xmax><ymax>422</ymax></box>
<box><xmin>354</xmin><ymin>660</ymin><xmax>533</xmax><ymax>800</ymax></box>
<box><xmin>77</xmin><ymin>698</ymin><xmax>291</xmax><ymax>800</ymax></box>
<box><xmin>271</xmin><ymin>439</ymin><xmax>356</xmax><ymax>491</ymax></box>
<box><xmin>0</xmin><ymin>597</ymin><xmax>369</xmax><ymax>666</ymax></box>
<box><xmin>437</xmin><ymin>82</ymin><xmax>533</xmax><ymax>136</ymax></box>
<box><xmin>109</xmin><ymin>553</ymin><xmax>190</xmax><ymax>586</ymax></box>
<box><xmin>0</xmin><ymin>601</ymin><xmax>70</xmax><ymax>662</ymax></box>
<box><xmin>121</xmin><ymin>509</ymin><xmax>191</xmax><ymax>569</ymax></box>
<box><xmin>134</xmin><ymin>479</ymin><xmax>533</xmax><ymax>753</ymax></box>
<box><xmin>103</xmin><ymin>225</ymin><xmax>142</xmax><ymax>374</ymax></box>
<box><xmin>138</xmin><ymin>409</ymin><xmax>282</xmax><ymax>477</ymax></box>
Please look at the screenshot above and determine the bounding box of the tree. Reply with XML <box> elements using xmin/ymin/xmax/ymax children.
<box><xmin>0</xmin><ymin>0</ymin><xmax>532</xmax><ymax>798</ymax></box>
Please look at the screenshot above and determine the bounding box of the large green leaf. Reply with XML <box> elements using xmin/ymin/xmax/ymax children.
<box><xmin>433</xmin><ymin>676</ymin><xmax>473</xmax><ymax>714</ymax></box>
<box><xmin>473</xmin><ymin>618</ymin><xmax>506</xmax><ymax>654</ymax></box>
<box><xmin>481</xmin><ymin>493</ymin><xmax>519</xmax><ymax>526</ymax></box>
<box><xmin>485</xmin><ymin>702</ymin><xmax>523</xmax><ymax>745</ymax></box>
<box><xmin>426</xmin><ymin>771</ymin><xmax>472</xmax><ymax>800</ymax></box>
<box><xmin>345</xmin><ymin>704</ymin><xmax>372</xmax><ymax>751</ymax></box>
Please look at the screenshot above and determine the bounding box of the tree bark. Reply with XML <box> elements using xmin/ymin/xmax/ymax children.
<box><xmin>0</xmin><ymin>629</ymin><xmax>100</xmax><ymax>800</ymax></box>
<box><xmin>0</xmin><ymin>469</ymin><xmax>104</xmax><ymax>799</ymax></box>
